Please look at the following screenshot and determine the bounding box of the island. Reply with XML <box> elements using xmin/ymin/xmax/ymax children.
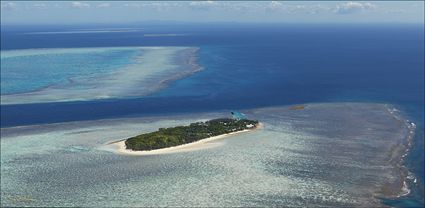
<box><xmin>125</xmin><ymin>118</ymin><xmax>260</xmax><ymax>151</ymax></box>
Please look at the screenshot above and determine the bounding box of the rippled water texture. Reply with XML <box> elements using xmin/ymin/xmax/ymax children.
<box><xmin>0</xmin><ymin>47</ymin><xmax>199</xmax><ymax>104</ymax></box>
<box><xmin>0</xmin><ymin>103</ymin><xmax>412</xmax><ymax>207</ymax></box>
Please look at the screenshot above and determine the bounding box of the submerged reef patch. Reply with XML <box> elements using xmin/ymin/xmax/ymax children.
<box><xmin>1</xmin><ymin>47</ymin><xmax>201</xmax><ymax>104</ymax></box>
<box><xmin>0</xmin><ymin>103</ymin><xmax>414</xmax><ymax>207</ymax></box>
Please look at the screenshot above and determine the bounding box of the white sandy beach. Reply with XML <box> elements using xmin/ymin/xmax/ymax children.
<box><xmin>108</xmin><ymin>122</ymin><xmax>263</xmax><ymax>156</ymax></box>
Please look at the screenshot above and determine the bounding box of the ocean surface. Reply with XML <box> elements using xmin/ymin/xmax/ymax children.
<box><xmin>1</xmin><ymin>47</ymin><xmax>199</xmax><ymax>104</ymax></box>
<box><xmin>1</xmin><ymin>23</ymin><xmax>424</xmax><ymax>207</ymax></box>
<box><xmin>0</xmin><ymin>104</ymin><xmax>416</xmax><ymax>206</ymax></box>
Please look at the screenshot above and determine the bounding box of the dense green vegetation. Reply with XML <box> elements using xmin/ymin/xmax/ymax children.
<box><xmin>125</xmin><ymin>118</ymin><xmax>259</xmax><ymax>151</ymax></box>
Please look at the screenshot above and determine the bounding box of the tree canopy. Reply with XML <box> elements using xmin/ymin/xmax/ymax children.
<box><xmin>125</xmin><ymin>118</ymin><xmax>259</xmax><ymax>151</ymax></box>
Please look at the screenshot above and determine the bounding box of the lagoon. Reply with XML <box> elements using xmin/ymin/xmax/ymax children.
<box><xmin>1</xmin><ymin>47</ymin><xmax>200</xmax><ymax>104</ymax></box>
<box><xmin>0</xmin><ymin>103</ymin><xmax>414</xmax><ymax>207</ymax></box>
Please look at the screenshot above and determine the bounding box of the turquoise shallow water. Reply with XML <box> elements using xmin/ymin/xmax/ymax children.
<box><xmin>0</xmin><ymin>47</ymin><xmax>199</xmax><ymax>104</ymax></box>
<box><xmin>1</xmin><ymin>48</ymin><xmax>140</xmax><ymax>94</ymax></box>
<box><xmin>0</xmin><ymin>103</ymin><xmax>414</xmax><ymax>207</ymax></box>
<box><xmin>1</xmin><ymin>24</ymin><xmax>423</xmax><ymax>206</ymax></box>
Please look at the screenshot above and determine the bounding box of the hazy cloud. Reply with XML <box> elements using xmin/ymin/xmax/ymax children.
<box><xmin>385</xmin><ymin>9</ymin><xmax>407</xmax><ymax>14</ymax></box>
<box><xmin>149</xmin><ymin>2</ymin><xmax>183</xmax><ymax>11</ymax></box>
<box><xmin>265</xmin><ymin>1</ymin><xmax>284</xmax><ymax>12</ymax></box>
<box><xmin>217</xmin><ymin>2</ymin><xmax>258</xmax><ymax>13</ymax></box>
<box><xmin>71</xmin><ymin>1</ymin><xmax>90</xmax><ymax>9</ymax></box>
<box><xmin>97</xmin><ymin>3</ymin><xmax>110</xmax><ymax>8</ymax></box>
<box><xmin>122</xmin><ymin>2</ymin><xmax>182</xmax><ymax>11</ymax></box>
<box><xmin>1</xmin><ymin>2</ymin><xmax>17</xmax><ymax>11</ymax></box>
<box><xmin>123</xmin><ymin>3</ymin><xmax>141</xmax><ymax>8</ymax></box>
<box><xmin>114</xmin><ymin>1</ymin><xmax>377</xmax><ymax>15</ymax></box>
<box><xmin>189</xmin><ymin>1</ymin><xmax>216</xmax><ymax>10</ymax></box>
<box><xmin>335</xmin><ymin>2</ymin><xmax>376</xmax><ymax>14</ymax></box>
<box><xmin>1</xmin><ymin>1</ymin><xmax>421</xmax><ymax>24</ymax></box>
<box><xmin>287</xmin><ymin>4</ymin><xmax>333</xmax><ymax>14</ymax></box>
<box><xmin>33</xmin><ymin>3</ymin><xmax>47</xmax><ymax>9</ymax></box>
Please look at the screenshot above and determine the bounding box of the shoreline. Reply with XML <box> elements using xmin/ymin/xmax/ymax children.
<box><xmin>107</xmin><ymin>122</ymin><xmax>263</xmax><ymax>156</ymax></box>
<box><xmin>2</xmin><ymin>102</ymin><xmax>422</xmax><ymax>206</ymax></box>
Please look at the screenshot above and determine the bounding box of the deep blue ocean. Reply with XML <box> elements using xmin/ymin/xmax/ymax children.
<box><xmin>1</xmin><ymin>23</ymin><xmax>424</xmax><ymax>207</ymax></box>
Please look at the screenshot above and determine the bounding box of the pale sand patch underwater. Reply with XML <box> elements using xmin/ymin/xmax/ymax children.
<box><xmin>106</xmin><ymin>123</ymin><xmax>264</xmax><ymax>156</ymax></box>
<box><xmin>0</xmin><ymin>103</ymin><xmax>415</xmax><ymax>207</ymax></box>
<box><xmin>1</xmin><ymin>47</ymin><xmax>201</xmax><ymax>105</ymax></box>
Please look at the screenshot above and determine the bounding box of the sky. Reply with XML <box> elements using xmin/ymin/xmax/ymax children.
<box><xmin>1</xmin><ymin>1</ymin><xmax>424</xmax><ymax>25</ymax></box>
